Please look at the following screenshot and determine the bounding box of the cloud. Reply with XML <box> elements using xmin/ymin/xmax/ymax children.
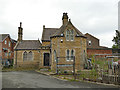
<box><xmin>0</xmin><ymin>0</ymin><xmax>119</xmax><ymax>48</ymax></box>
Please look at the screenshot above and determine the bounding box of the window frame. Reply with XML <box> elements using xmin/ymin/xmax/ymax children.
<box><xmin>66</xmin><ymin>30</ymin><xmax>70</xmax><ymax>41</ymax></box>
<box><xmin>66</xmin><ymin>49</ymin><xmax>70</xmax><ymax>61</ymax></box>
<box><xmin>23</xmin><ymin>51</ymin><xmax>27</xmax><ymax>61</ymax></box>
<box><xmin>71</xmin><ymin>49</ymin><xmax>74</xmax><ymax>61</ymax></box>
<box><xmin>66</xmin><ymin>29</ymin><xmax>74</xmax><ymax>41</ymax></box>
<box><xmin>88</xmin><ymin>40</ymin><xmax>91</xmax><ymax>46</ymax></box>
<box><xmin>9</xmin><ymin>41</ymin><xmax>11</xmax><ymax>47</ymax></box>
<box><xmin>5</xmin><ymin>40</ymin><xmax>7</xmax><ymax>44</ymax></box>
<box><xmin>9</xmin><ymin>52</ymin><xmax>11</xmax><ymax>56</ymax></box>
<box><xmin>28</xmin><ymin>51</ymin><xmax>33</xmax><ymax>61</ymax></box>
<box><xmin>70</xmin><ymin>30</ymin><xmax>74</xmax><ymax>41</ymax></box>
<box><xmin>5</xmin><ymin>52</ymin><xmax>7</xmax><ymax>56</ymax></box>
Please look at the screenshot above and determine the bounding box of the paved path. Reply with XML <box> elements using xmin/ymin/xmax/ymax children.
<box><xmin>2</xmin><ymin>71</ymin><xmax>119</xmax><ymax>88</ymax></box>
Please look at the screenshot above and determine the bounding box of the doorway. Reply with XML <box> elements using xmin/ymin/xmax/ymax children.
<box><xmin>44</xmin><ymin>53</ymin><xmax>50</xmax><ymax>66</ymax></box>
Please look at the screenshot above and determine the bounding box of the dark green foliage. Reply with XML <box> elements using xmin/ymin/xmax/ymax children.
<box><xmin>112</xmin><ymin>30</ymin><xmax>120</xmax><ymax>49</ymax></box>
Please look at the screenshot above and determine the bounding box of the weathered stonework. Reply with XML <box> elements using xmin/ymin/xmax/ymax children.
<box><xmin>39</xmin><ymin>48</ymin><xmax>50</xmax><ymax>68</ymax></box>
<box><xmin>14</xmin><ymin>13</ymin><xmax>87</xmax><ymax>71</ymax></box>
<box><xmin>14</xmin><ymin>50</ymin><xmax>40</xmax><ymax>68</ymax></box>
<box><xmin>50</xmin><ymin>25</ymin><xmax>87</xmax><ymax>72</ymax></box>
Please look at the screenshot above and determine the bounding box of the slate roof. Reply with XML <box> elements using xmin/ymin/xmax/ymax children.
<box><xmin>0</xmin><ymin>34</ymin><xmax>9</xmax><ymax>42</ymax></box>
<box><xmin>85</xmin><ymin>33</ymin><xmax>99</xmax><ymax>40</ymax></box>
<box><xmin>15</xmin><ymin>40</ymin><xmax>41</xmax><ymax>50</ymax></box>
<box><xmin>52</xmin><ymin>20</ymin><xmax>85</xmax><ymax>37</ymax></box>
<box><xmin>11</xmin><ymin>39</ymin><xmax>17</xmax><ymax>43</ymax></box>
<box><xmin>41</xmin><ymin>28</ymin><xmax>59</xmax><ymax>41</ymax></box>
<box><xmin>41</xmin><ymin>20</ymin><xmax>86</xmax><ymax>41</ymax></box>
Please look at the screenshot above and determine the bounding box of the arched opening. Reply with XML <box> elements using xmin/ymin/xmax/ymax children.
<box><xmin>23</xmin><ymin>51</ymin><xmax>27</xmax><ymax>61</ymax></box>
<box><xmin>28</xmin><ymin>51</ymin><xmax>33</xmax><ymax>61</ymax></box>
<box><xmin>66</xmin><ymin>50</ymin><xmax>70</xmax><ymax>61</ymax></box>
<box><xmin>71</xmin><ymin>49</ymin><xmax>74</xmax><ymax>60</ymax></box>
<box><xmin>66</xmin><ymin>30</ymin><xmax>70</xmax><ymax>41</ymax></box>
<box><xmin>70</xmin><ymin>30</ymin><xmax>74</xmax><ymax>41</ymax></box>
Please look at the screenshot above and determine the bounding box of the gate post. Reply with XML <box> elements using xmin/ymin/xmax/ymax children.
<box><xmin>118</xmin><ymin>61</ymin><xmax>120</xmax><ymax>85</ymax></box>
<box><xmin>73</xmin><ymin>56</ymin><xmax>76</xmax><ymax>80</ymax></box>
<box><xmin>56</xmin><ymin>57</ymin><xmax>58</xmax><ymax>74</ymax></box>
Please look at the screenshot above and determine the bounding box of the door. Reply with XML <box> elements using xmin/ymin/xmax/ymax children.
<box><xmin>44</xmin><ymin>53</ymin><xmax>50</xmax><ymax>66</ymax></box>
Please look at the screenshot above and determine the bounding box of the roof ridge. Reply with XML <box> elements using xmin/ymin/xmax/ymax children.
<box><xmin>0</xmin><ymin>34</ymin><xmax>9</xmax><ymax>35</ymax></box>
<box><xmin>22</xmin><ymin>40</ymin><xmax>38</xmax><ymax>41</ymax></box>
<box><xmin>85</xmin><ymin>33</ymin><xmax>99</xmax><ymax>40</ymax></box>
<box><xmin>45</xmin><ymin>28</ymin><xmax>59</xmax><ymax>29</ymax></box>
<box><xmin>51</xmin><ymin>20</ymin><xmax>85</xmax><ymax>37</ymax></box>
<box><xmin>15</xmin><ymin>40</ymin><xmax>42</xmax><ymax>50</ymax></box>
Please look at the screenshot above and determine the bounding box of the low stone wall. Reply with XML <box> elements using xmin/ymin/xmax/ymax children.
<box><xmin>14</xmin><ymin>61</ymin><xmax>39</xmax><ymax>69</ymax></box>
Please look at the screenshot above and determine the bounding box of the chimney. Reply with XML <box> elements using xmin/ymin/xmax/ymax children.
<box><xmin>43</xmin><ymin>25</ymin><xmax>45</xmax><ymax>30</ymax></box>
<box><xmin>62</xmin><ymin>13</ymin><xmax>68</xmax><ymax>25</ymax></box>
<box><xmin>17</xmin><ymin>22</ymin><xmax>23</xmax><ymax>42</ymax></box>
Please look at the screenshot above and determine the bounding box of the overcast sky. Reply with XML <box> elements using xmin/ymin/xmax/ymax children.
<box><xmin>0</xmin><ymin>0</ymin><xmax>119</xmax><ymax>48</ymax></box>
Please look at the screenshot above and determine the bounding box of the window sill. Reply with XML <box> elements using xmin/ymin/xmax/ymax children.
<box><xmin>66</xmin><ymin>60</ymin><xmax>73</xmax><ymax>62</ymax></box>
<box><xmin>66</xmin><ymin>40</ymin><xmax>74</xmax><ymax>42</ymax></box>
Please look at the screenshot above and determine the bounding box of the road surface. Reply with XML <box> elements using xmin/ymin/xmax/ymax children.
<box><xmin>2</xmin><ymin>71</ymin><xmax>119</xmax><ymax>88</ymax></box>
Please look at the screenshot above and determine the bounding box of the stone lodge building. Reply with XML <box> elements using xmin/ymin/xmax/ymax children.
<box><xmin>14</xmin><ymin>23</ymin><xmax>41</xmax><ymax>68</ymax></box>
<box><xmin>14</xmin><ymin>13</ymin><xmax>87</xmax><ymax>71</ymax></box>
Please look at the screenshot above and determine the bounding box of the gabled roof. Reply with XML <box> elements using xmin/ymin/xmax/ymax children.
<box><xmin>41</xmin><ymin>20</ymin><xmax>86</xmax><ymax>41</ymax></box>
<box><xmin>85</xmin><ymin>33</ymin><xmax>99</xmax><ymax>40</ymax></box>
<box><xmin>52</xmin><ymin>20</ymin><xmax>86</xmax><ymax>38</ymax></box>
<box><xmin>41</xmin><ymin>28</ymin><xmax>59</xmax><ymax>41</ymax></box>
<box><xmin>0</xmin><ymin>34</ymin><xmax>9</xmax><ymax>42</ymax></box>
<box><xmin>15</xmin><ymin>40</ymin><xmax>42</xmax><ymax>50</ymax></box>
<box><xmin>0</xmin><ymin>34</ymin><xmax>17</xmax><ymax>43</ymax></box>
<box><xmin>11</xmin><ymin>39</ymin><xmax>17</xmax><ymax>43</ymax></box>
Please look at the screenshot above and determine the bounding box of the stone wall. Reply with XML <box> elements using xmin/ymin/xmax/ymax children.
<box><xmin>39</xmin><ymin>49</ymin><xmax>50</xmax><ymax>68</ymax></box>
<box><xmin>85</xmin><ymin>33</ymin><xmax>100</xmax><ymax>48</ymax></box>
<box><xmin>14</xmin><ymin>50</ymin><xmax>40</xmax><ymax>68</ymax></box>
<box><xmin>42</xmin><ymin>41</ymin><xmax>50</xmax><ymax>46</ymax></box>
<box><xmin>0</xmin><ymin>43</ymin><xmax>2</xmax><ymax>58</ymax></box>
<box><xmin>51</xmin><ymin>28</ymin><xmax>87</xmax><ymax>72</ymax></box>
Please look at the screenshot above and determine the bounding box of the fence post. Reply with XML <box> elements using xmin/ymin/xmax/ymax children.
<box><xmin>73</xmin><ymin>56</ymin><xmax>76</xmax><ymax>80</ymax></box>
<box><xmin>56</xmin><ymin>57</ymin><xmax>58</xmax><ymax>74</ymax></box>
<box><xmin>118</xmin><ymin>62</ymin><xmax>120</xmax><ymax>85</ymax></box>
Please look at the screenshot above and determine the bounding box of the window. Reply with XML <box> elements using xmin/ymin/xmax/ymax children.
<box><xmin>61</xmin><ymin>33</ymin><xmax>64</xmax><ymax>36</ymax></box>
<box><xmin>9</xmin><ymin>52</ymin><xmax>11</xmax><ymax>56</ymax></box>
<box><xmin>9</xmin><ymin>42</ymin><xmax>11</xmax><ymax>47</ymax></box>
<box><xmin>70</xmin><ymin>30</ymin><xmax>74</xmax><ymax>41</ymax></box>
<box><xmin>54</xmin><ymin>50</ymin><xmax>57</xmax><ymax>61</ymax></box>
<box><xmin>66</xmin><ymin>30</ymin><xmax>69</xmax><ymax>41</ymax></box>
<box><xmin>28</xmin><ymin>51</ymin><xmax>33</xmax><ymax>61</ymax></box>
<box><xmin>66</xmin><ymin>30</ymin><xmax>74</xmax><ymax>41</ymax></box>
<box><xmin>23</xmin><ymin>51</ymin><xmax>27</xmax><ymax>61</ymax></box>
<box><xmin>5</xmin><ymin>40</ymin><xmax>7</xmax><ymax>44</ymax></box>
<box><xmin>5</xmin><ymin>52</ymin><xmax>7</xmax><ymax>56</ymax></box>
<box><xmin>66</xmin><ymin>50</ymin><xmax>69</xmax><ymax>61</ymax></box>
<box><xmin>88</xmin><ymin>40</ymin><xmax>91</xmax><ymax>46</ymax></box>
<box><xmin>66</xmin><ymin>49</ymin><xmax>75</xmax><ymax>61</ymax></box>
<box><xmin>23</xmin><ymin>51</ymin><xmax>33</xmax><ymax>61</ymax></box>
<box><xmin>71</xmin><ymin>49</ymin><xmax>74</xmax><ymax>60</ymax></box>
